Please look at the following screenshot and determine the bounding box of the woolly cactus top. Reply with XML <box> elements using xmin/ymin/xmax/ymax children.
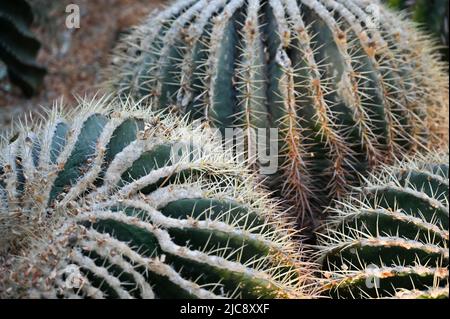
<box><xmin>0</xmin><ymin>97</ymin><xmax>315</xmax><ymax>299</ymax></box>
<box><xmin>107</xmin><ymin>0</ymin><xmax>449</xmax><ymax>225</ymax></box>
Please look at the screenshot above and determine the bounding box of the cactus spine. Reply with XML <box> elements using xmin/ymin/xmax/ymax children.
<box><xmin>0</xmin><ymin>97</ymin><xmax>314</xmax><ymax>299</ymax></box>
<box><xmin>317</xmin><ymin>153</ymin><xmax>449</xmax><ymax>298</ymax></box>
<box><xmin>386</xmin><ymin>0</ymin><xmax>449</xmax><ymax>60</ymax></box>
<box><xmin>0</xmin><ymin>0</ymin><xmax>46</xmax><ymax>96</ymax></box>
<box><xmin>107</xmin><ymin>0</ymin><xmax>449</xmax><ymax>225</ymax></box>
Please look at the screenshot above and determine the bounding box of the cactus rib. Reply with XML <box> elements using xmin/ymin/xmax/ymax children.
<box><xmin>0</xmin><ymin>0</ymin><xmax>46</xmax><ymax>96</ymax></box>
<box><xmin>0</xmin><ymin>97</ymin><xmax>315</xmax><ymax>299</ymax></box>
<box><xmin>317</xmin><ymin>152</ymin><xmax>449</xmax><ymax>299</ymax></box>
<box><xmin>106</xmin><ymin>0</ymin><xmax>449</xmax><ymax>226</ymax></box>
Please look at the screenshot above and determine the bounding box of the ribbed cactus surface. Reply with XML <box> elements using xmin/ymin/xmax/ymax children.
<box><xmin>0</xmin><ymin>0</ymin><xmax>46</xmax><ymax>96</ymax></box>
<box><xmin>317</xmin><ymin>153</ymin><xmax>449</xmax><ymax>298</ymax></box>
<box><xmin>386</xmin><ymin>0</ymin><xmax>449</xmax><ymax>59</ymax></box>
<box><xmin>0</xmin><ymin>98</ymin><xmax>313</xmax><ymax>299</ymax></box>
<box><xmin>108</xmin><ymin>0</ymin><xmax>449</xmax><ymax>225</ymax></box>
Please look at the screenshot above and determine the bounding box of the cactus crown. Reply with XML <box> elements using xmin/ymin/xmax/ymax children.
<box><xmin>0</xmin><ymin>97</ymin><xmax>315</xmax><ymax>299</ymax></box>
<box><xmin>106</xmin><ymin>0</ymin><xmax>449</xmax><ymax>225</ymax></box>
<box><xmin>317</xmin><ymin>152</ymin><xmax>449</xmax><ymax>299</ymax></box>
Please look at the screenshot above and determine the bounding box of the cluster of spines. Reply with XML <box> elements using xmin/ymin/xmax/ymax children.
<box><xmin>0</xmin><ymin>0</ymin><xmax>46</xmax><ymax>96</ymax></box>
<box><xmin>106</xmin><ymin>0</ymin><xmax>449</xmax><ymax>226</ymax></box>
<box><xmin>317</xmin><ymin>152</ymin><xmax>449</xmax><ymax>299</ymax></box>
<box><xmin>386</xmin><ymin>0</ymin><xmax>449</xmax><ymax>60</ymax></box>
<box><xmin>0</xmin><ymin>97</ymin><xmax>315</xmax><ymax>299</ymax></box>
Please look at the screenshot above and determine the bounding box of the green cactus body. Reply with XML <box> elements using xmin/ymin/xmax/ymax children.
<box><xmin>0</xmin><ymin>97</ymin><xmax>314</xmax><ymax>299</ymax></box>
<box><xmin>107</xmin><ymin>0</ymin><xmax>449</xmax><ymax>225</ymax></box>
<box><xmin>0</xmin><ymin>0</ymin><xmax>46</xmax><ymax>96</ymax></box>
<box><xmin>386</xmin><ymin>0</ymin><xmax>449</xmax><ymax>59</ymax></box>
<box><xmin>317</xmin><ymin>153</ymin><xmax>449</xmax><ymax>298</ymax></box>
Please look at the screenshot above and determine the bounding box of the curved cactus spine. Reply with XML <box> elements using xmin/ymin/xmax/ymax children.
<box><xmin>106</xmin><ymin>0</ymin><xmax>449</xmax><ymax>226</ymax></box>
<box><xmin>317</xmin><ymin>153</ymin><xmax>449</xmax><ymax>299</ymax></box>
<box><xmin>0</xmin><ymin>0</ymin><xmax>46</xmax><ymax>96</ymax></box>
<box><xmin>0</xmin><ymin>97</ymin><xmax>316</xmax><ymax>299</ymax></box>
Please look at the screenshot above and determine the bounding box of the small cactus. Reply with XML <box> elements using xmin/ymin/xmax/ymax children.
<box><xmin>0</xmin><ymin>97</ymin><xmax>314</xmax><ymax>299</ymax></box>
<box><xmin>0</xmin><ymin>0</ymin><xmax>46</xmax><ymax>96</ymax></box>
<box><xmin>317</xmin><ymin>153</ymin><xmax>449</xmax><ymax>298</ymax></box>
<box><xmin>106</xmin><ymin>0</ymin><xmax>449</xmax><ymax>225</ymax></box>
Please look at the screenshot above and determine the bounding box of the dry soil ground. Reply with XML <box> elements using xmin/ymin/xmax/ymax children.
<box><xmin>0</xmin><ymin>0</ymin><xmax>165</xmax><ymax>134</ymax></box>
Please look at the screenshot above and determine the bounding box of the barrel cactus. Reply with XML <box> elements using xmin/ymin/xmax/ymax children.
<box><xmin>317</xmin><ymin>153</ymin><xmax>449</xmax><ymax>298</ymax></box>
<box><xmin>106</xmin><ymin>0</ymin><xmax>449</xmax><ymax>226</ymax></box>
<box><xmin>0</xmin><ymin>97</ymin><xmax>315</xmax><ymax>299</ymax></box>
<box><xmin>0</xmin><ymin>0</ymin><xmax>46</xmax><ymax>96</ymax></box>
<box><xmin>385</xmin><ymin>0</ymin><xmax>449</xmax><ymax>60</ymax></box>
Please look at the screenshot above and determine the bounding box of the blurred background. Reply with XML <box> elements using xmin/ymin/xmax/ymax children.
<box><xmin>0</xmin><ymin>0</ymin><xmax>164</xmax><ymax>130</ymax></box>
<box><xmin>0</xmin><ymin>0</ymin><xmax>448</xmax><ymax>132</ymax></box>
<box><xmin>386</xmin><ymin>0</ymin><xmax>449</xmax><ymax>60</ymax></box>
